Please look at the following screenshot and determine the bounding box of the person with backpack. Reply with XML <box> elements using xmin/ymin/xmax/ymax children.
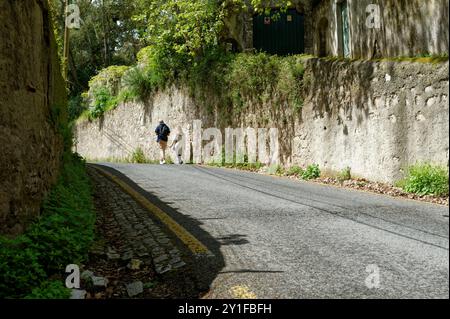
<box><xmin>155</xmin><ymin>120</ymin><xmax>171</xmax><ymax>165</ymax></box>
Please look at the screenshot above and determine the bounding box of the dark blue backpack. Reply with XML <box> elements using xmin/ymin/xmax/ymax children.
<box><xmin>156</xmin><ymin>124</ymin><xmax>170</xmax><ymax>141</ymax></box>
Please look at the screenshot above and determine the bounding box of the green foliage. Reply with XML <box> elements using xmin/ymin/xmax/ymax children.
<box><xmin>134</xmin><ymin>0</ymin><xmax>224</xmax><ymax>58</ymax></box>
<box><xmin>73</xmin><ymin>1</ymin><xmax>306</xmax><ymax>121</ymax></box>
<box><xmin>50</xmin><ymin>0</ymin><xmax>145</xmax><ymax>97</ymax></box>
<box><xmin>193</xmin><ymin>52</ymin><xmax>306</xmax><ymax>113</ymax></box>
<box><xmin>277</xmin><ymin>56</ymin><xmax>306</xmax><ymax>111</ymax></box>
<box><xmin>337</xmin><ymin>167</ymin><xmax>352</xmax><ymax>182</ymax></box>
<box><xmin>234</xmin><ymin>162</ymin><xmax>263</xmax><ymax>172</ymax></box>
<box><xmin>133</xmin><ymin>0</ymin><xmax>292</xmax><ymax>58</ymax></box>
<box><xmin>0</xmin><ymin>153</ymin><xmax>95</xmax><ymax>298</ymax></box>
<box><xmin>0</xmin><ymin>237</ymin><xmax>47</xmax><ymax>298</ymax></box>
<box><xmin>48</xmin><ymin>0</ymin><xmax>64</xmax><ymax>66</ymax></box>
<box><xmin>89</xmin><ymin>87</ymin><xmax>118</xmax><ymax>119</ymax></box>
<box><xmin>286</xmin><ymin>166</ymin><xmax>304</xmax><ymax>177</ymax></box>
<box><xmin>130</xmin><ymin>147</ymin><xmax>147</xmax><ymax>164</ymax></box>
<box><xmin>77</xmin><ymin>109</ymin><xmax>94</xmax><ymax>123</ymax></box>
<box><xmin>25</xmin><ymin>280</ymin><xmax>71</xmax><ymax>299</ymax></box>
<box><xmin>248</xmin><ymin>162</ymin><xmax>263</xmax><ymax>171</ymax></box>
<box><xmin>129</xmin><ymin>0</ymin><xmax>298</xmax><ymax>106</ymax></box>
<box><xmin>249</xmin><ymin>0</ymin><xmax>293</xmax><ymax>14</ymax></box>
<box><xmin>68</xmin><ymin>95</ymin><xmax>87</xmax><ymax>121</ymax></box>
<box><xmin>302</xmin><ymin>164</ymin><xmax>321</xmax><ymax>180</ymax></box>
<box><xmin>121</xmin><ymin>67</ymin><xmax>154</xmax><ymax>101</ymax></box>
<box><xmin>226</xmin><ymin>53</ymin><xmax>279</xmax><ymax>107</ymax></box>
<box><xmin>78</xmin><ymin>50</ymin><xmax>308</xmax><ymax>121</ymax></box>
<box><xmin>84</xmin><ymin>65</ymin><xmax>129</xmax><ymax>116</ymax></box>
<box><xmin>48</xmin><ymin>102</ymin><xmax>72</xmax><ymax>151</ymax></box>
<box><xmin>138</xmin><ymin>45</ymin><xmax>192</xmax><ymax>89</ymax></box>
<box><xmin>378</xmin><ymin>53</ymin><xmax>449</xmax><ymax>64</ymax></box>
<box><xmin>186</xmin><ymin>46</ymin><xmax>233</xmax><ymax>100</ymax></box>
<box><xmin>268</xmin><ymin>164</ymin><xmax>285</xmax><ymax>176</ymax></box>
<box><xmin>397</xmin><ymin>163</ymin><xmax>449</xmax><ymax>196</ymax></box>
<box><xmin>88</xmin><ymin>65</ymin><xmax>130</xmax><ymax>96</ymax></box>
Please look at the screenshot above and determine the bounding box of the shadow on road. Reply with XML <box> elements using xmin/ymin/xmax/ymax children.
<box><xmin>219</xmin><ymin>269</ymin><xmax>284</xmax><ymax>274</ymax></box>
<box><xmin>217</xmin><ymin>234</ymin><xmax>249</xmax><ymax>246</ymax></box>
<box><xmin>89</xmin><ymin>164</ymin><xmax>250</xmax><ymax>296</ymax></box>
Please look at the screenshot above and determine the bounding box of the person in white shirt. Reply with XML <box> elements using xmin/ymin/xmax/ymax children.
<box><xmin>169</xmin><ymin>126</ymin><xmax>184</xmax><ymax>165</ymax></box>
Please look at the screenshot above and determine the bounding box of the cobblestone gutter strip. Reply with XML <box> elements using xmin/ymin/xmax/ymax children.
<box><xmin>84</xmin><ymin>168</ymin><xmax>202</xmax><ymax>298</ymax></box>
<box><xmin>88</xmin><ymin>165</ymin><xmax>218</xmax><ymax>294</ymax></box>
<box><xmin>88</xmin><ymin>167</ymin><xmax>190</xmax><ymax>274</ymax></box>
<box><xmin>91</xmin><ymin>165</ymin><xmax>212</xmax><ymax>257</ymax></box>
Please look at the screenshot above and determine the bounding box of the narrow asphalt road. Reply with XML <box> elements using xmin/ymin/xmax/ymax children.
<box><xmin>95</xmin><ymin>163</ymin><xmax>449</xmax><ymax>299</ymax></box>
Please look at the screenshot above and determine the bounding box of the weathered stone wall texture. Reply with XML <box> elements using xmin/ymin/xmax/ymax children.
<box><xmin>0</xmin><ymin>0</ymin><xmax>66</xmax><ymax>235</ymax></box>
<box><xmin>294</xmin><ymin>58</ymin><xmax>449</xmax><ymax>183</ymax></box>
<box><xmin>74</xmin><ymin>59</ymin><xmax>449</xmax><ymax>184</ymax></box>
<box><xmin>312</xmin><ymin>0</ymin><xmax>449</xmax><ymax>59</ymax></box>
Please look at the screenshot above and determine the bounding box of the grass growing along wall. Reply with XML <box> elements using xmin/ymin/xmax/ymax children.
<box><xmin>0</xmin><ymin>153</ymin><xmax>95</xmax><ymax>299</ymax></box>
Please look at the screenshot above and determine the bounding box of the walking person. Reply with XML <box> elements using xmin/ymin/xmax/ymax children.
<box><xmin>169</xmin><ymin>126</ymin><xmax>184</xmax><ymax>165</ymax></box>
<box><xmin>155</xmin><ymin>120</ymin><xmax>170</xmax><ymax>165</ymax></box>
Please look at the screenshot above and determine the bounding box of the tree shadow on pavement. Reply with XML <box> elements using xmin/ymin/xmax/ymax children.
<box><xmin>90</xmin><ymin>164</ymin><xmax>233</xmax><ymax>296</ymax></box>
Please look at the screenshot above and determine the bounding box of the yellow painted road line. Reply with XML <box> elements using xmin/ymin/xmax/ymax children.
<box><xmin>230</xmin><ymin>285</ymin><xmax>257</xmax><ymax>299</ymax></box>
<box><xmin>92</xmin><ymin>165</ymin><xmax>212</xmax><ymax>256</ymax></box>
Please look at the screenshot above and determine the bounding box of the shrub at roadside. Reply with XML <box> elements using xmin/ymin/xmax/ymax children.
<box><xmin>268</xmin><ymin>164</ymin><xmax>285</xmax><ymax>176</ymax></box>
<box><xmin>337</xmin><ymin>167</ymin><xmax>352</xmax><ymax>183</ymax></box>
<box><xmin>302</xmin><ymin>164</ymin><xmax>321</xmax><ymax>180</ymax></box>
<box><xmin>129</xmin><ymin>147</ymin><xmax>148</xmax><ymax>164</ymax></box>
<box><xmin>397</xmin><ymin>163</ymin><xmax>449</xmax><ymax>196</ymax></box>
<box><xmin>286</xmin><ymin>166</ymin><xmax>304</xmax><ymax>177</ymax></box>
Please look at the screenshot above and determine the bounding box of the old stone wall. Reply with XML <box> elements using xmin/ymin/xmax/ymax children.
<box><xmin>312</xmin><ymin>0</ymin><xmax>449</xmax><ymax>59</ymax></box>
<box><xmin>74</xmin><ymin>59</ymin><xmax>449</xmax><ymax>184</ymax></box>
<box><xmin>0</xmin><ymin>0</ymin><xmax>66</xmax><ymax>236</ymax></box>
<box><xmin>294</xmin><ymin>58</ymin><xmax>449</xmax><ymax>183</ymax></box>
<box><xmin>74</xmin><ymin>87</ymin><xmax>209</xmax><ymax>163</ymax></box>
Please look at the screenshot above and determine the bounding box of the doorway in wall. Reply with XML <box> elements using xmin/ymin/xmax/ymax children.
<box><xmin>337</xmin><ymin>0</ymin><xmax>351</xmax><ymax>58</ymax></box>
<box><xmin>253</xmin><ymin>8</ymin><xmax>305</xmax><ymax>55</ymax></box>
<box><xmin>318</xmin><ymin>17</ymin><xmax>329</xmax><ymax>57</ymax></box>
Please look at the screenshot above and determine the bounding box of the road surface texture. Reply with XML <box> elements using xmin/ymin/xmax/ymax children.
<box><xmin>93</xmin><ymin>163</ymin><xmax>449</xmax><ymax>299</ymax></box>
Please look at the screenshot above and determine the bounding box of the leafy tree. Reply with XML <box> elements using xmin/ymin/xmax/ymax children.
<box><xmin>132</xmin><ymin>0</ymin><xmax>294</xmax><ymax>58</ymax></box>
<box><xmin>49</xmin><ymin>0</ymin><xmax>295</xmax><ymax>119</ymax></box>
<box><xmin>50</xmin><ymin>0</ymin><xmax>146</xmax><ymax>119</ymax></box>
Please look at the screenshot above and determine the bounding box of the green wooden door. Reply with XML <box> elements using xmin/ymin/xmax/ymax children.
<box><xmin>253</xmin><ymin>9</ymin><xmax>305</xmax><ymax>55</ymax></box>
